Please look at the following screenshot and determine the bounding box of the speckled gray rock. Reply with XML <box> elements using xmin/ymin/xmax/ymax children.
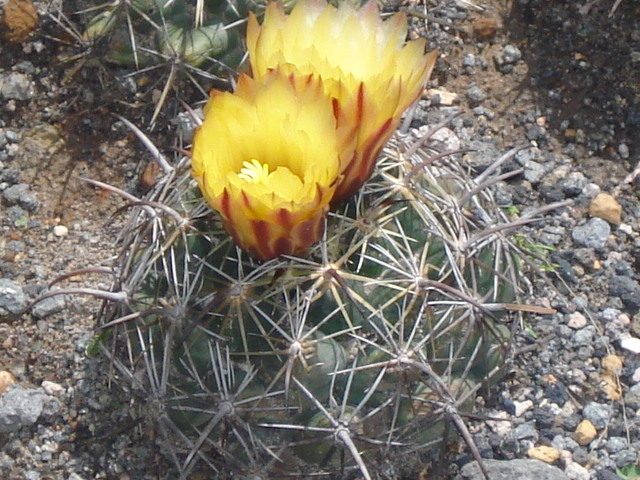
<box><xmin>2</xmin><ymin>183</ymin><xmax>40</xmax><ymax>212</ymax></box>
<box><xmin>0</xmin><ymin>72</ymin><xmax>35</xmax><ymax>100</ymax></box>
<box><xmin>0</xmin><ymin>385</ymin><xmax>48</xmax><ymax>433</ymax></box>
<box><xmin>514</xmin><ymin>422</ymin><xmax>539</xmax><ymax>441</ymax></box>
<box><xmin>0</xmin><ymin>278</ymin><xmax>28</xmax><ymax>315</ymax></box>
<box><xmin>582</xmin><ymin>402</ymin><xmax>612</xmax><ymax>430</ymax></box>
<box><xmin>455</xmin><ymin>459</ymin><xmax>570</xmax><ymax>480</ymax></box>
<box><xmin>609</xmin><ymin>276</ymin><xmax>640</xmax><ymax>311</ymax></box>
<box><xmin>502</xmin><ymin>45</ymin><xmax>522</xmax><ymax>64</ymax></box>
<box><xmin>624</xmin><ymin>383</ymin><xmax>640</xmax><ymax>409</ymax></box>
<box><xmin>31</xmin><ymin>291</ymin><xmax>66</xmax><ymax>319</ymax></box>
<box><xmin>571</xmin><ymin>218</ymin><xmax>610</xmax><ymax>249</ymax></box>
<box><xmin>467</xmin><ymin>84</ymin><xmax>486</xmax><ymax>105</ymax></box>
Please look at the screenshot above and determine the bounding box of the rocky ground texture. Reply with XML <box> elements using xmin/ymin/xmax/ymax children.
<box><xmin>0</xmin><ymin>0</ymin><xmax>639</xmax><ymax>479</ymax></box>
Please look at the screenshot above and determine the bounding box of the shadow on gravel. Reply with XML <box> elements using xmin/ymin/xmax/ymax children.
<box><xmin>505</xmin><ymin>0</ymin><xmax>639</xmax><ymax>160</ymax></box>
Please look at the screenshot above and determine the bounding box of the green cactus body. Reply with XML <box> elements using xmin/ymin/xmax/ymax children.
<box><xmin>82</xmin><ymin>0</ymin><xmax>296</xmax><ymax>70</ymax></box>
<box><xmin>99</xmin><ymin>132</ymin><xmax>527</xmax><ymax>478</ymax></box>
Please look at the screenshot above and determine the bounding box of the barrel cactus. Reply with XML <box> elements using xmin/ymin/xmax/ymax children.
<box><xmin>86</xmin><ymin>1</ymin><xmax>555</xmax><ymax>478</ymax></box>
<box><xmin>92</xmin><ymin>122</ymin><xmax>539</xmax><ymax>478</ymax></box>
<box><xmin>82</xmin><ymin>0</ymin><xmax>294</xmax><ymax>69</ymax></box>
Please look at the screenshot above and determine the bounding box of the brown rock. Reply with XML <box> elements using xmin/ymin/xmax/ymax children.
<box><xmin>527</xmin><ymin>445</ymin><xmax>561</xmax><ymax>464</ymax></box>
<box><xmin>575</xmin><ymin>419</ymin><xmax>597</xmax><ymax>445</ymax></box>
<box><xmin>1</xmin><ymin>0</ymin><xmax>39</xmax><ymax>44</ymax></box>
<box><xmin>0</xmin><ymin>370</ymin><xmax>16</xmax><ymax>395</ymax></box>
<box><xmin>472</xmin><ymin>17</ymin><xmax>499</xmax><ymax>40</ymax></box>
<box><xmin>589</xmin><ymin>192</ymin><xmax>622</xmax><ymax>224</ymax></box>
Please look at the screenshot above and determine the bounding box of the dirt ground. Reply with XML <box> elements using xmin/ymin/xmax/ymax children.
<box><xmin>1</xmin><ymin>0</ymin><xmax>639</xmax><ymax>478</ymax></box>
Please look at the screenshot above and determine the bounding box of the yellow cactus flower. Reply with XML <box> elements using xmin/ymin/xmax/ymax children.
<box><xmin>191</xmin><ymin>71</ymin><xmax>342</xmax><ymax>260</ymax></box>
<box><xmin>247</xmin><ymin>0</ymin><xmax>438</xmax><ymax>203</ymax></box>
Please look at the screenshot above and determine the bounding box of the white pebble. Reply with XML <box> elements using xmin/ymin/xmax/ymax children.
<box><xmin>565</xmin><ymin>462</ymin><xmax>590</xmax><ymax>480</ymax></box>
<box><xmin>513</xmin><ymin>399</ymin><xmax>534</xmax><ymax>417</ymax></box>
<box><xmin>41</xmin><ymin>380</ymin><xmax>65</xmax><ymax>397</ymax></box>
<box><xmin>486</xmin><ymin>410</ymin><xmax>511</xmax><ymax>436</ymax></box>
<box><xmin>618</xmin><ymin>223</ymin><xmax>634</xmax><ymax>235</ymax></box>
<box><xmin>631</xmin><ymin>367</ymin><xmax>640</xmax><ymax>384</ymax></box>
<box><xmin>620</xmin><ymin>337</ymin><xmax>640</xmax><ymax>355</ymax></box>
<box><xmin>53</xmin><ymin>225</ymin><xmax>68</xmax><ymax>237</ymax></box>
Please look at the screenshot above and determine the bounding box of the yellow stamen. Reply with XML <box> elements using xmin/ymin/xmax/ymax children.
<box><xmin>238</xmin><ymin>159</ymin><xmax>270</xmax><ymax>183</ymax></box>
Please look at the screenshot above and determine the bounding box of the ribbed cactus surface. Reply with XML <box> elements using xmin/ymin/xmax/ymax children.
<box><xmin>97</xmin><ymin>126</ymin><xmax>527</xmax><ymax>479</ymax></box>
<box><xmin>83</xmin><ymin>0</ymin><xmax>293</xmax><ymax>68</ymax></box>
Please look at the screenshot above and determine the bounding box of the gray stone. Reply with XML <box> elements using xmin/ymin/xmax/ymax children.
<box><xmin>6</xmin><ymin>205</ymin><xmax>28</xmax><ymax>226</ymax></box>
<box><xmin>67</xmin><ymin>474</ymin><xmax>87</xmax><ymax>480</ymax></box>
<box><xmin>467</xmin><ymin>84</ymin><xmax>486</xmax><ymax>105</ymax></box>
<box><xmin>2</xmin><ymin>167</ymin><xmax>21</xmax><ymax>185</ymax></box>
<box><xmin>455</xmin><ymin>459</ymin><xmax>570</xmax><ymax>480</ymax></box>
<box><xmin>514</xmin><ymin>422</ymin><xmax>539</xmax><ymax>441</ymax></box>
<box><xmin>565</xmin><ymin>462</ymin><xmax>590</xmax><ymax>480</ymax></box>
<box><xmin>502</xmin><ymin>45</ymin><xmax>522</xmax><ymax>64</ymax></box>
<box><xmin>526</xmin><ymin>125</ymin><xmax>548</xmax><ymax>142</ymax></box>
<box><xmin>606</xmin><ymin>436</ymin><xmax>628</xmax><ymax>453</ymax></box>
<box><xmin>2</xmin><ymin>183</ymin><xmax>40</xmax><ymax>212</ymax></box>
<box><xmin>611</xmin><ymin>449</ymin><xmax>638</xmax><ymax>468</ymax></box>
<box><xmin>610</xmin><ymin>276</ymin><xmax>640</xmax><ymax>311</ymax></box>
<box><xmin>463</xmin><ymin>53</ymin><xmax>476</xmax><ymax>67</ymax></box>
<box><xmin>624</xmin><ymin>383</ymin><xmax>640</xmax><ymax>409</ymax></box>
<box><xmin>1</xmin><ymin>72</ymin><xmax>35</xmax><ymax>100</ymax></box>
<box><xmin>573</xmin><ymin>325</ymin><xmax>596</xmax><ymax>344</ymax></box>
<box><xmin>540</xmin><ymin>226</ymin><xmax>566</xmax><ymax>246</ymax></box>
<box><xmin>571</xmin><ymin>218</ymin><xmax>610</xmax><ymax>249</ymax></box>
<box><xmin>0</xmin><ymin>278</ymin><xmax>28</xmax><ymax>315</ymax></box>
<box><xmin>463</xmin><ymin>141</ymin><xmax>501</xmax><ymax>170</ymax></box>
<box><xmin>4</xmin><ymin>129</ymin><xmax>19</xmax><ymax>143</ymax></box>
<box><xmin>493</xmin><ymin>182</ymin><xmax>513</xmax><ymax>206</ymax></box>
<box><xmin>31</xmin><ymin>291</ymin><xmax>66</xmax><ymax>319</ymax></box>
<box><xmin>582</xmin><ymin>402</ymin><xmax>612</xmax><ymax>430</ymax></box>
<box><xmin>523</xmin><ymin>160</ymin><xmax>547</xmax><ymax>184</ymax></box>
<box><xmin>23</xmin><ymin>471</ymin><xmax>40</xmax><ymax>480</ymax></box>
<box><xmin>560</xmin><ymin>173</ymin><xmax>588</xmax><ymax>196</ymax></box>
<box><xmin>0</xmin><ymin>385</ymin><xmax>48</xmax><ymax>433</ymax></box>
<box><xmin>618</xmin><ymin>143</ymin><xmax>630</xmax><ymax>159</ymax></box>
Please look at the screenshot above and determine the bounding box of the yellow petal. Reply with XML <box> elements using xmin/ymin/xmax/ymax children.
<box><xmin>191</xmin><ymin>70</ymin><xmax>341</xmax><ymax>260</ymax></box>
<box><xmin>247</xmin><ymin>0</ymin><xmax>438</xmax><ymax>202</ymax></box>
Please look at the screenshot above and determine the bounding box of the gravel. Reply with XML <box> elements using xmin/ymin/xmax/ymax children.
<box><xmin>455</xmin><ymin>459</ymin><xmax>570</xmax><ymax>480</ymax></box>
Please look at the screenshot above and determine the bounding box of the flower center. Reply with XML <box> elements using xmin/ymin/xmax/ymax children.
<box><xmin>238</xmin><ymin>159</ymin><xmax>270</xmax><ymax>184</ymax></box>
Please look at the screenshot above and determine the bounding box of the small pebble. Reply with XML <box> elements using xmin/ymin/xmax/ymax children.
<box><xmin>572</xmin><ymin>218</ymin><xmax>610</xmax><ymax>250</ymax></box>
<box><xmin>0</xmin><ymin>371</ymin><xmax>16</xmax><ymax>395</ymax></box>
<box><xmin>0</xmin><ymin>278</ymin><xmax>28</xmax><ymax>315</ymax></box>
<box><xmin>513</xmin><ymin>400</ymin><xmax>534</xmax><ymax>417</ymax></box>
<box><xmin>0</xmin><ymin>72</ymin><xmax>35</xmax><ymax>100</ymax></box>
<box><xmin>619</xmin><ymin>337</ymin><xmax>640</xmax><ymax>354</ymax></box>
<box><xmin>565</xmin><ymin>462</ymin><xmax>590</xmax><ymax>480</ymax></box>
<box><xmin>589</xmin><ymin>193</ymin><xmax>622</xmax><ymax>224</ymax></box>
<box><xmin>528</xmin><ymin>445</ymin><xmax>561</xmax><ymax>464</ymax></box>
<box><xmin>53</xmin><ymin>225</ymin><xmax>69</xmax><ymax>237</ymax></box>
<box><xmin>466</xmin><ymin>84</ymin><xmax>486</xmax><ymax>105</ymax></box>
<box><xmin>618</xmin><ymin>143</ymin><xmax>629</xmax><ymax>159</ymax></box>
<box><xmin>425</xmin><ymin>88</ymin><xmax>459</xmax><ymax>106</ymax></box>
<box><xmin>567</xmin><ymin>312</ymin><xmax>587</xmax><ymax>329</ymax></box>
<box><xmin>575</xmin><ymin>419</ymin><xmax>597</xmax><ymax>445</ymax></box>
<box><xmin>41</xmin><ymin>380</ymin><xmax>65</xmax><ymax>397</ymax></box>
<box><xmin>472</xmin><ymin>17</ymin><xmax>498</xmax><ymax>40</ymax></box>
